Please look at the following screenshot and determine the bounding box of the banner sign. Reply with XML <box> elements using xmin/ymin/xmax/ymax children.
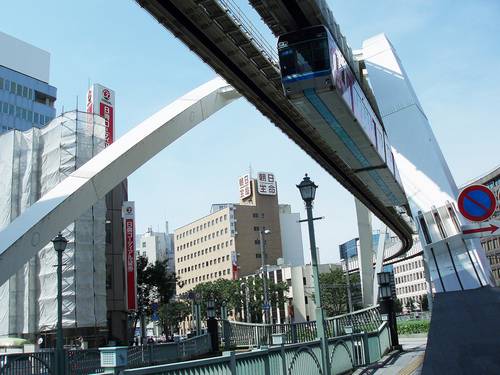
<box><xmin>87</xmin><ymin>83</ymin><xmax>115</xmax><ymax>146</ymax></box>
<box><xmin>239</xmin><ymin>174</ymin><xmax>252</xmax><ymax>200</ymax></box>
<box><xmin>231</xmin><ymin>251</ymin><xmax>238</xmax><ymax>280</ymax></box>
<box><xmin>257</xmin><ymin>172</ymin><xmax>277</xmax><ymax>195</ymax></box>
<box><xmin>123</xmin><ymin>202</ymin><xmax>137</xmax><ymax>311</ymax></box>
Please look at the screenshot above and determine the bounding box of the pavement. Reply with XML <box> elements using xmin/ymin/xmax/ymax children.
<box><xmin>355</xmin><ymin>335</ymin><xmax>427</xmax><ymax>375</ymax></box>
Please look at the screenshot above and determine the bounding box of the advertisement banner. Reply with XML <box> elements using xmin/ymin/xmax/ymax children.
<box><xmin>231</xmin><ymin>251</ymin><xmax>238</xmax><ymax>280</ymax></box>
<box><xmin>87</xmin><ymin>83</ymin><xmax>115</xmax><ymax>146</ymax></box>
<box><xmin>239</xmin><ymin>174</ymin><xmax>252</xmax><ymax>200</ymax></box>
<box><xmin>122</xmin><ymin>202</ymin><xmax>137</xmax><ymax>311</ymax></box>
<box><xmin>257</xmin><ymin>172</ymin><xmax>277</xmax><ymax>195</ymax></box>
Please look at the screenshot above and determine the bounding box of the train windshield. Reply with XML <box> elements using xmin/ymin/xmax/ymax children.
<box><xmin>279</xmin><ymin>38</ymin><xmax>330</xmax><ymax>78</ymax></box>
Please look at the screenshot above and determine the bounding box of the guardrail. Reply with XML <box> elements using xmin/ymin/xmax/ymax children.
<box><xmin>122</xmin><ymin>323</ymin><xmax>391</xmax><ymax>375</ymax></box>
<box><xmin>0</xmin><ymin>334</ymin><xmax>212</xmax><ymax>375</ymax></box>
<box><xmin>222</xmin><ymin>306</ymin><xmax>382</xmax><ymax>348</ymax></box>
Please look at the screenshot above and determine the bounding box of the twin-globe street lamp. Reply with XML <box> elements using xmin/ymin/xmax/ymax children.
<box><xmin>52</xmin><ymin>233</ymin><xmax>68</xmax><ymax>375</ymax></box>
<box><xmin>297</xmin><ymin>174</ymin><xmax>331</xmax><ymax>375</ymax></box>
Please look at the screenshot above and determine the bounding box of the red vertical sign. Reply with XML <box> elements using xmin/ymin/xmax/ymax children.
<box><xmin>125</xmin><ymin>218</ymin><xmax>136</xmax><ymax>310</ymax></box>
<box><xmin>100</xmin><ymin>103</ymin><xmax>114</xmax><ymax>146</ymax></box>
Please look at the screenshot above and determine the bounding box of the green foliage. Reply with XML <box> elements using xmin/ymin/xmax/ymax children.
<box><xmin>159</xmin><ymin>301</ymin><xmax>191</xmax><ymax>335</ymax></box>
<box><xmin>191</xmin><ymin>277</ymin><xmax>289</xmax><ymax>322</ymax></box>
<box><xmin>397</xmin><ymin>320</ymin><xmax>430</xmax><ymax>335</ymax></box>
<box><xmin>319</xmin><ymin>268</ymin><xmax>362</xmax><ymax>317</ymax></box>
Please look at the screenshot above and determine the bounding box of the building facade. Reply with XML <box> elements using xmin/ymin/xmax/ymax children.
<box><xmin>278</xmin><ymin>204</ymin><xmax>305</xmax><ymax>266</ymax></box>
<box><xmin>340</xmin><ymin>233</ymin><xmax>428</xmax><ymax>311</ymax></box>
<box><xmin>464</xmin><ymin>166</ymin><xmax>500</xmax><ymax>285</ymax></box>
<box><xmin>0</xmin><ymin>31</ymin><xmax>56</xmax><ymax>133</ymax></box>
<box><xmin>137</xmin><ymin>227</ymin><xmax>168</xmax><ymax>264</ymax></box>
<box><xmin>174</xmin><ymin>173</ymin><xmax>298</xmax><ymax>294</ymax></box>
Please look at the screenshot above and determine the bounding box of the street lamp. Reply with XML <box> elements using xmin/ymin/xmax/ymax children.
<box><xmin>377</xmin><ymin>271</ymin><xmax>400</xmax><ymax>350</ymax></box>
<box><xmin>52</xmin><ymin>233</ymin><xmax>68</xmax><ymax>375</ymax></box>
<box><xmin>297</xmin><ymin>174</ymin><xmax>331</xmax><ymax>375</ymax></box>
<box><xmin>259</xmin><ymin>228</ymin><xmax>271</xmax><ymax>324</ymax></box>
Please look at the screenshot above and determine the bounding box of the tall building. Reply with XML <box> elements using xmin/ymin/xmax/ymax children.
<box><xmin>0</xmin><ymin>111</ymin><xmax>107</xmax><ymax>342</ymax></box>
<box><xmin>278</xmin><ymin>204</ymin><xmax>305</xmax><ymax>266</ymax></box>
<box><xmin>137</xmin><ymin>226</ymin><xmax>169</xmax><ymax>264</ymax></box>
<box><xmin>0</xmin><ymin>31</ymin><xmax>56</xmax><ymax>133</ymax></box>
<box><xmin>340</xmin><ymin>233</ymin><xmax>428</xmax><ymax>311</ymax></box>
<box><xmin>174</xmin><ymin>172</ymin><xmax>306</xmax><ymax>293</ymax></box>
<box><xmin>464</xmin><ymin>166</ymin><xmax>500</xmax><ymax>285</ymax></box>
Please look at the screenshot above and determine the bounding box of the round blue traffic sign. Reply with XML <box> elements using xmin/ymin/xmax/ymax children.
<box><xmin>458</xmin><ymin>185</ymin><xmax>496</xmax><ymax>222</ymax></box>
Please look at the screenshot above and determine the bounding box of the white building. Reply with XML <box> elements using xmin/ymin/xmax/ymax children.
<box><xmin>0</xmin><ymin>111</ymin><xmax>107</xmax><ymax>339</ymax></box>
<box><xmin>278</xmin><ymin>204</ymin><xmax>305</xmax><ymax>266</ymax></box>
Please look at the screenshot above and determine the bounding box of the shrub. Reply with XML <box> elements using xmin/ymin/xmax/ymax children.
<box><xmin>397</xmin><ymin>320</ymin><xmax>430</xmax><ymax>335</ymax></box>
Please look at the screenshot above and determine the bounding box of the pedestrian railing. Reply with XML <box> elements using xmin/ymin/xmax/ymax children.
<box><xmin>222</xmin><ymin>306</ymin><xmax>382</xmax><ymax>348</ymax></box>
<box><xmin>0</xmin><ymin>334</ymin><xmax>212</xmax><ymax>375</ymax></box>
<box><xmin>121</xmin><ymin>322</ymin><xmax>392</xmax><ymax>375</ymax></box>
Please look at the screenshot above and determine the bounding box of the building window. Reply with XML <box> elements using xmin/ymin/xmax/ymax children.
<box><xmin>253</xmin><ymin>226</ymin><xmax>259</xmax><ymax>231</ymax></box>
<box><xmin>256</xmin><ymin>254</ymin><xmax>261</xmax><ymax>258</ymax></box>
<box><xmin>254</xmin><ymin>239</ymin><xmax>260</xmax><ymax>244</ymax></box>
<box><xmin>304</xmin><ymin>296</ymin><xmax>308</xmax><ymax>304</ymax></box>
<box><xmin>252</xmin><ymin>213</ymin><xmax>259</xmax><ymax>218</ymax></box>
<box><xmin>303</xmin><ymin>277</ymin><xmax>306</xmax><ymax>285</ymax></box>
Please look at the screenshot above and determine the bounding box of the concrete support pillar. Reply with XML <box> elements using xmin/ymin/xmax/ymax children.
<box><xmin>373</xmin><ymin>228</ymin><xmax>387</xmax><ymax>306</ymax></box>
<box><xmin>355</xmin><ymin>198</ymin><xmax>374</xmax><ymax>307</ymax></box>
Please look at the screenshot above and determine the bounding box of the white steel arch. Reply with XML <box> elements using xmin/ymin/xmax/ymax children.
<box><xmin>0</xmin><ymin>77</ymin><xmax>240</xmax><ymax>285</ymax></box>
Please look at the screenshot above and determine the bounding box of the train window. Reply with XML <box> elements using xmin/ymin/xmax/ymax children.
<box><xmin>279</xmin><ymin>39</ymin><xmax>330</xmax><ymax>77</ymax></box>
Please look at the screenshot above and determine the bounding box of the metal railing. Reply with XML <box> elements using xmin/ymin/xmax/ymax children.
<box><xmin>0</xmin><ymin>334</ymin><xmax>212</xmax><ymax>375</ymax></box>
<box><xmin>222</xmin><ymin>306</ymin><xmax>382</xmax><ymax>348</ymax></box>
<box><xmin>122</xmin><ymin>323</ymin><xmax>391</xmax><ymax>375</ymax></box>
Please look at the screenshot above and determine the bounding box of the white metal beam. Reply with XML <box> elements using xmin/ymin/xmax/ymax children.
<box><xmin>355</xmin><ymin>198</ymin><xmax>374</xmax><ymax>306</ymax></box>
<box><xmin>0</xmin><ymin>77</ymin><xmax>240</xmax><ymax>286</ymax></box>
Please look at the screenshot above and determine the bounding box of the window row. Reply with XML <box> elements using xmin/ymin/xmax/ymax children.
<box><xmin>394</xmin><ymin>259</ymin><xmax>424</xmax><ymax>274</ymax></box>
<box><xmin>397</xmin><ymin>282</ymin><xmax>426</xmax><ymax>295</ymax></box>
<box><xmin>176</xmin><ymin>228</ymin><xmax>230</xmax><ymax>251</ymax></box>
<box><xmin>181</xmin><ymin>268</ymin><xmax>232</xmax><ymax>286</ymax></box>
<box><xmin>396</xmin><ymin>271</ymin><xmax>424</xmax><ymax>285</ymax></box>
<box><xmin>178</xmin><ymin>254</ymin><xmax>231</xmax><ymax>274</ymax></box>
<box><xmin>0</xmin><ymin>100</ymin><xmax>52</xmax><ymax>125</ymax></box>
<box><xmin>177</xmin><ymin>240</ymin><xmax>233</xmax><ymax>262</ymax></box>
<box><xmin>176</xmin><ymin>214</ymin><xmax>229</xmax><ymax>240</ymax></box>
<box><xmin>483</xmin><ymin>238</ymin><xmax>499</xmax><ymax>251</ymax></box>
<box><xmin>0</xmin><ymin>77</ymin><xmax>35</xmax><ymax>100</ymax></box>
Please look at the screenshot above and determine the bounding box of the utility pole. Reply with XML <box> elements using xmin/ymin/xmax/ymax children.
<box><xmin>259</xmin><ymin>228</ymin><xmax>271</xmax><ymax>324</ymax></box>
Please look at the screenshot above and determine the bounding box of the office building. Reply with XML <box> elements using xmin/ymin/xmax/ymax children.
<box><xmin>137</xmin><ymin>227</ymin><xmax>168</xmax><ymax>264</ymax></box>
<box><xmin>340</xmin><ymin>233</ymin><xmax>429</xmax><ymax>311</ymax></box>
<box><xmin>464</xmin><ymin>165</ymin><xmax>500</xmax><ymax>285</ymax></box>
<box><xmin>174</xmin><ymin>172</ymin><xmax>305</xmax><ymax>293</ymax></box>
<box><xmin>0</xmin><ymin>31</ymin><xmax>56</xmax><ymax>133</ymax></box>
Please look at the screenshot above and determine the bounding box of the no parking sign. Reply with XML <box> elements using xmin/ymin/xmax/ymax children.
<box><xmin>458</xmin><ymin>185</ymin><xmax>496</xmax><ymax>222</ymax></box>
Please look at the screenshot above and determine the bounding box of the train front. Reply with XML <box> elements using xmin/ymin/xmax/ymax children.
<box><xmin>278</xmin><ymin>25</ymin><xmax>333</xmax><ymax>98</ymax></box>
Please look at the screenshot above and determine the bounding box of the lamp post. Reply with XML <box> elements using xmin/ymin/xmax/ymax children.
<box><xmin>259</xmin><ymin>228</ymin><xmax>271</xmax><ymax>324</ymax></box>
<box><xmin>52</xmin><ymin>233</ymin><xmax>68</xmax><ymax>375</ymax></box>
<box><xmin>241</xmin><ymin>282</ymin><xmax>251</xmax><ymax>323</ymax></box>
<box><xmin>377</xmin><ymin>271</ymin><xmax>400</xmax><ymax>350</ymax></box>
<box><xmin>206</xmin><ymin>293</ymin><xmax>219</xmax><ymax>352</ymax></box>
<box><xmin>297</xmin><ymin>174</ymin><xmax>331</xmax><ymax>375</ymax></box>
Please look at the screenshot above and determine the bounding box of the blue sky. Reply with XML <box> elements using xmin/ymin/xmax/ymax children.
<box><xmin>2</xmin><ymin>1</ymin><xmax>499</xmax><ymax>264</ymax></box>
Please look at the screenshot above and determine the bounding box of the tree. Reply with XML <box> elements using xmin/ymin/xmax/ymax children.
<box><xmin>318</xmin><ymin>268</ymin><xmax>362</xmax><ymax>317</ymax></box>
<box><xmin>159</xmin><ymin>301</ymin><xmax>191</xmax><ymax>337</ymax></box>
<box><xmin>130</xmin><ymin>256</ymin><xmax>177</xmax><ymax>338</ymax></box>
<box><xmin>405</xmin><ymin>297</ymin><xmax>415</xmax><ymax>312</ymax></box>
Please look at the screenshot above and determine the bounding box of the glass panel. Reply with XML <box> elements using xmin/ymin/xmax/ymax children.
<box><xmin>279</xmin><ymin>38</ymin><xmax>330</xmax><ymax>77</ymax></box>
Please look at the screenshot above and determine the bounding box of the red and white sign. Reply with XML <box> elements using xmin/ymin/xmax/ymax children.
<box><xmin>458</xmin><ymin>185</ymin><xmax>496</xmax><ymax>222</ymax></box>
<box><xmin>239</xmin><ymin>174</ymin><xmax>252</xmax><ymax>200</ymax></box>
<box><xmin>86</xmin><ymin>83</ymin><xmax>115</xmax><ymax>146</ymax></box>
<box><xmin>122</xmin><ymin>202</ymin><xmax>137</xmax><ymax>311</ymax></box>
<box><xmin>257</xmin><ymin>172</ymin><xmax>277</xmax><ymax>196</ymax></box>
<box><xmin>462</xmin><ymin>220</ymin><xmax>500</xmax><ymax>240</ymax></box>
<box><xmin>231</xmin><ymin>251</ymin><xmax>238</xmax><ymax>280</ymax></box>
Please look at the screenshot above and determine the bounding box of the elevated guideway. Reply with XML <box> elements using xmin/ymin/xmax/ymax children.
<box><xmin>135</xmin><ymin>0</ymin><xmax>414</xmax><ymax>255</ymax></box>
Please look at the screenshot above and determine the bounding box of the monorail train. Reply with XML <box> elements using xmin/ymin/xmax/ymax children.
<box><xmin>278</xmin><ymin>25</ymin><xmax>406</xmax><ymax>207</ymax></box>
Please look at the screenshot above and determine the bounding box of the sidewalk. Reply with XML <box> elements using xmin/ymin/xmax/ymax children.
<box><xmin>355</xmin><ymin>335</ymin><xmax>427</xmax><ymax>375</ymax></box>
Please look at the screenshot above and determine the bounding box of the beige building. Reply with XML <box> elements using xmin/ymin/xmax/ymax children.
<box><xmin>174</xmin><ymin>173</ymin><xmax>283</xmax><ymax>293</ymax></box>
